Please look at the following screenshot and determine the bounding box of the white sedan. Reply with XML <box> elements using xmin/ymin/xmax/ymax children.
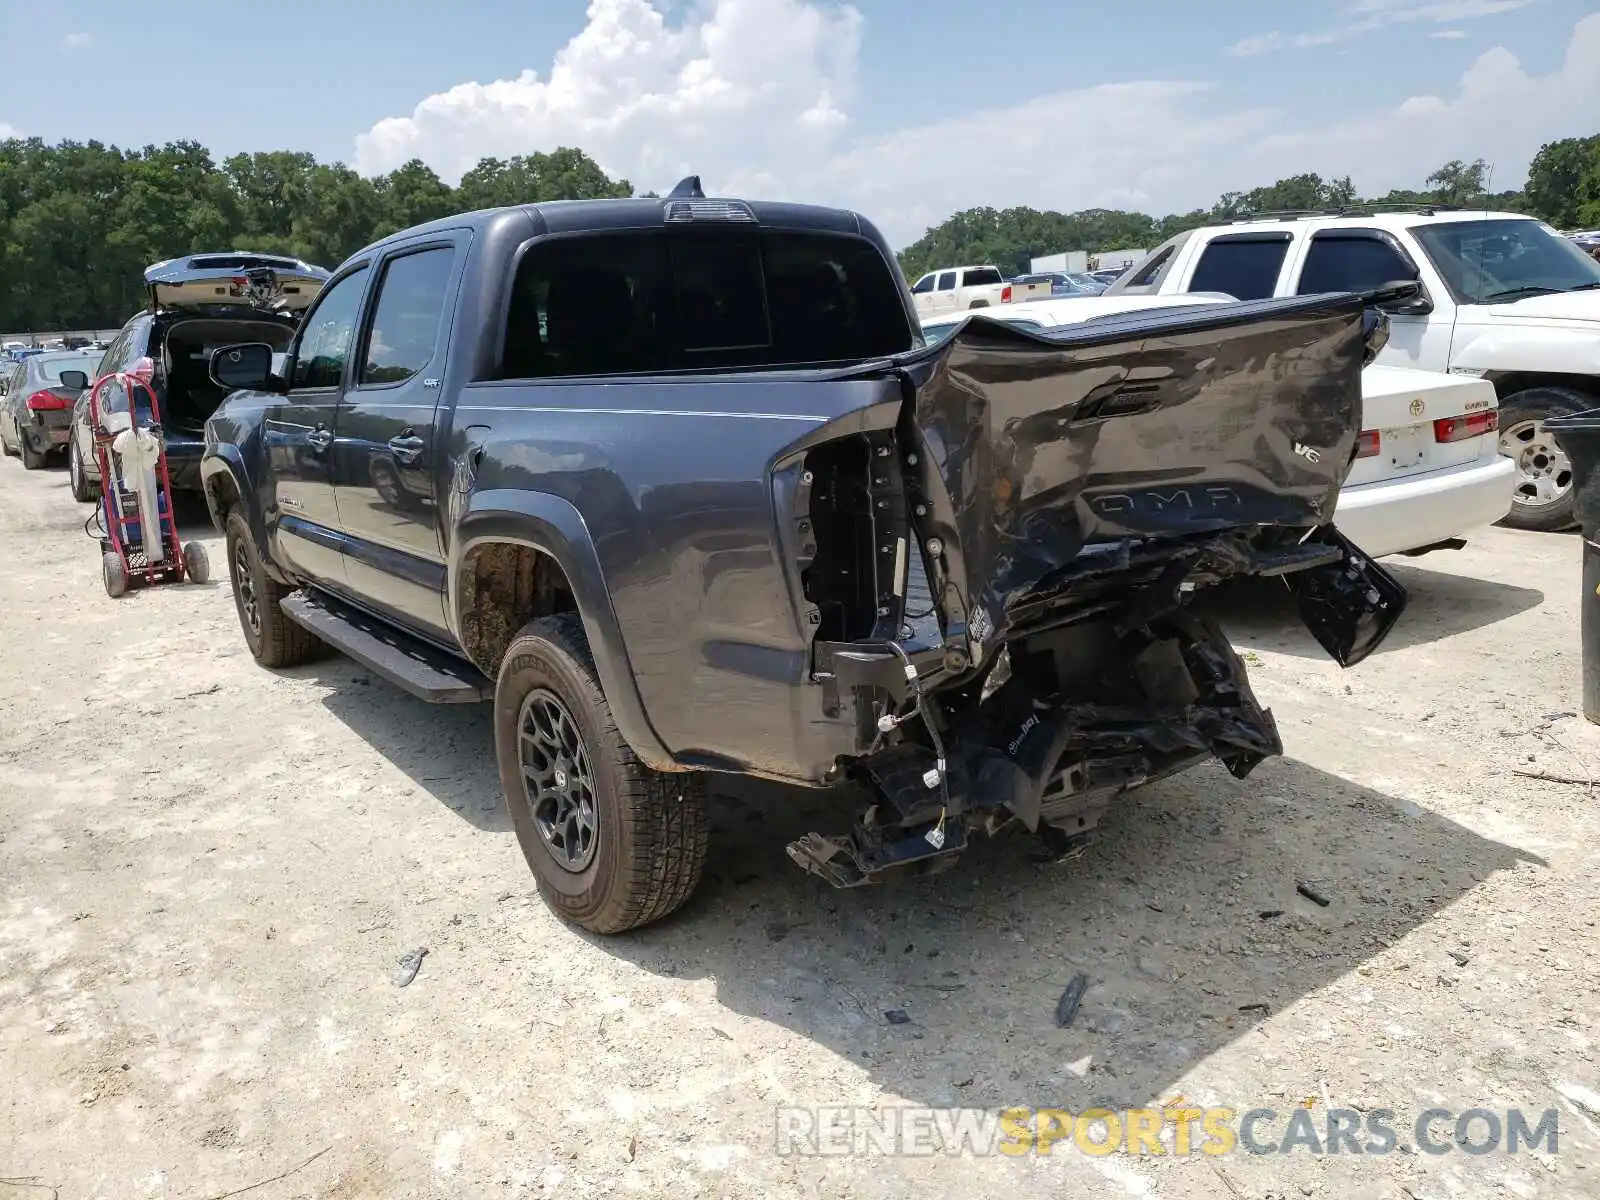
<box><xmin>920</xmin><ymin>297</ymin><xmax>1517</xmax><ymax>559</ymax></box>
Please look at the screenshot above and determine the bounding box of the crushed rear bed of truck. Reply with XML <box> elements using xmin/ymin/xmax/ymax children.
<box><xmin>781</xmin><ymin>292</ymin><xmax>1408</xmax><ymax>886</ymax></box>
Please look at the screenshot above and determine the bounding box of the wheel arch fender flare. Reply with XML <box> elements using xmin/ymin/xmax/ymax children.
<box><xmin>451</xmin><ymin>489</ymin><xmax>678</xmax><ymax>772</ymax></box>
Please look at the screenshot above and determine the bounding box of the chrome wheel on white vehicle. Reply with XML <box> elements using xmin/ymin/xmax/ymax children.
<box><xmin>1496</xmin><ymin>386</ymin><xmax>1588</xmax><ymax>533</ymax></box>
<box><xmin>1500</xmin><ymin>418</ymin><xmax>1572</xmax><ymax>510</ymax></box>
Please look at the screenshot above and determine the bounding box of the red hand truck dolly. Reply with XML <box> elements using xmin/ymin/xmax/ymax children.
<box><xmin>86</xmin><ymin>359</ymin><xmax>210</xmax><ymax>598</ymax></box>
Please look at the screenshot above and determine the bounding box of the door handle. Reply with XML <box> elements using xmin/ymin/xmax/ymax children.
<box><xmin>307</xmin><ymin>425</ymin><xmax>332</xmax><ymax>451</ymax></box>
<box><xmin>388</xmin><ymin>434</ymin><xmax>425</xmax><ymax>464</ymax></box>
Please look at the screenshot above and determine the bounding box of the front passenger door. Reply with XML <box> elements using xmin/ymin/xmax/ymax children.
<box><xmin>267</xmin><ymin>263</ymin><xmax>371</xmax><ymax>586</ymax></box>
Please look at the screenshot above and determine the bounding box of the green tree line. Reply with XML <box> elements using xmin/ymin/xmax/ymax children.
<box><xmin>0</xmin><ymin>140</ymin><xmax>631</xmax><ymax>332</ymax></box>
<box><xmin>4</xmin><ymin>132</ymin><xmax>1598</xmax><ymax>332</ymax></box>
<box><xmin>896</xmin><ymin>138</ymin><xmax>1600</xmax><ymax>279</ymax></box>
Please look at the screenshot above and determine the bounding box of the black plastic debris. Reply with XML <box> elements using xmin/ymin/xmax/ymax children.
<box><xmin>1296</xmin><ymin>881</ymin><xmax>1332</xmax><ymax>907</ymax></box>
<box><xmin>392</xmin><ymin>946</ymin><xmax>428</xmax><ymax>987</ymax></box>
<box><xmin>1055</xmin><ymin>973</ymin><xmax>1090</xmax><ymax>1028</ymax></box>
<box><xmin>884</xmin><ymin>1009</ymin><xmax>911</xmax><ymax>1025</ymax></box>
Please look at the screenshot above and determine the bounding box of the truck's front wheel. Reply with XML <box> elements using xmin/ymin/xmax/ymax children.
<box><xmin>1498</xmin><ymin>386</ymin><xmax>1585</xmax><ymax>532</ymax></box>
<box><xmin>495</xmin><ymin>613</ymin><xmax>709</xmax><ymax>934</ymax></box>
<box><xmin>224</xmin><ymin>509</ymin><xmax>323</xmax><ymax>668</ymax></box>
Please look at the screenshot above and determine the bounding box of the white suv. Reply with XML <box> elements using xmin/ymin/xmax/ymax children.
<box><xmin>1107</xmin><ymin>207</ymin><xmax>1600</xmax><ymax>531</ymax></box>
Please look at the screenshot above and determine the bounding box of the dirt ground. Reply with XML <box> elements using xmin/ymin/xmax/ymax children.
<box><xmin>2</xmin><ymin>454</ymin><xmax>1598</xmax><ymax>1200</ymax></box>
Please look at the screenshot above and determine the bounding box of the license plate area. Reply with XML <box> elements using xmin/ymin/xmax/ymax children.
<box><xmin>1381</xmin><ymin>425</ymin><xmax>1430</xmax><ymax>477</ymax></box>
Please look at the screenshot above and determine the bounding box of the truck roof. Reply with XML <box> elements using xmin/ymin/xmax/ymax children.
<box><xmin>1204</xmin><ymin>209</ymin><xmax>1538</xmax><ymax>235</ymax></box>
<box><xmin>351</xmin><ymin>193</ymin><xmax>876</xmax><ymax>265</ymax></box>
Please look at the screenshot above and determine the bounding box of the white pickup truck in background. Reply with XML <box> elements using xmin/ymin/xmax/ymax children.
<box><xmin>908</xmin><ymin>264</ymin><xmax>1047</xmax><ymax>316</ymax></box>
<box><xmin>1104</xmin><ymin>206</ymin><xmax>1600</xmax><ymax>531</ymax></box>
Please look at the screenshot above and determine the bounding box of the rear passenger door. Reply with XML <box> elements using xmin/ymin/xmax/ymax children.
<box><xmin>933</xmin><ymin>270</ymin><xmax>959</xmax><ymax>314</ymax></box>
<box><xmin>331</xmin><ymin>236</ymin><xmax>465</xmax><ymax>639</ymax></box>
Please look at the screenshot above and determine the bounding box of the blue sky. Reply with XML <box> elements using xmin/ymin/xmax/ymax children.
<box><xmin>2</xmin><ymin>0</ymin><xmax>1596</xmax><ymax>242</ymax></box>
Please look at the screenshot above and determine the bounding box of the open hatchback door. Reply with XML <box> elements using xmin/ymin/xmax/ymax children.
<box><xmin>144</xmin><ymin>252</ymin><xmax>330</xmax><ymax>317</ymax></box>
<box><xmin>784</xmin><ymin>291</ymin><xmax>1409</xmax><ymax>887</ymax></box>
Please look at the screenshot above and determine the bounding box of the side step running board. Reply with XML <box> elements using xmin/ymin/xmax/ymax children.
<box><xmin>280</xmin><ymin>590</ymin><xmax>493</xmax><ymax>703</ymax></box>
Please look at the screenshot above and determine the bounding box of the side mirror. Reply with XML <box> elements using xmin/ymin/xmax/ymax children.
<box><xmin>210</xmin><ymin>342</ymin><xmax>282</xmax><ymax>393</ymax></box>
<box><xmin>58</xmin><ymin>370</ymin><xmax>89</xmax><ymax>391</ymax></box>
<box><xmin>1370</xmin><ymin>278</ymin><xmax>1433</xmax><ymax>316</ymax></box>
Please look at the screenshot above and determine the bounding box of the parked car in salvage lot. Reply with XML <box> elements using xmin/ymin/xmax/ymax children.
<box><xmin>0</xmin><ymin>349</ymin><xmax>100</xmax><ymax>469</ymax></box>
<box><xmin>197</xmin><ymin>178</ymin><xmax>1405</xmax><ymax>935</ymax></box>
<box><xmin>908</xmin><ymin>264</ymin><xmax>1048</xmax><ymax>316</ymax></box>
<box><xmin>1104</xmin><ymin>206</ymin><xmax>1600</xmax><ymax>531</ymax></box>
<box><xmin>66</xmin><ymin>252</ymin><xmax>329</xmax><ymax>503</ymax></box>
<box><xmin>920</xmin><ymin>295</ymin><xmax>1515</xmax><ymax>559</ymax></box>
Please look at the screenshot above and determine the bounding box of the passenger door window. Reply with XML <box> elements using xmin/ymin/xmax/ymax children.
<box><xmin>359</xmin><ymin>248</ymin><xmax>456</xmax><ymax>386</ymax></box>
<box><xmin>291</xmin><ymin>267</ymin><xmax>371</xmax><ymax>390</ymax></box>
<box><xmin>1187</xmin><ymin>234</ymin><xmax>1292</xmax><ymax>300</ymax></box>
<box><xmin>935</xmin><ymin>271</ymin><xmax>957</xmax><ymax>291</ymax></box>
<box><xmin>94</xmin><ymin>331</ymin><xmax>128</xmax><ymax>379</ymax></box>
<box><xmin>911</xmin><ymin>274</ymin><xmax>935</xmax><ymax>295</ymax></box>
<box><xmin>1296</xmin><ymin>231</ymin><xmax>1420</xmax><ymax>295</ymax></box>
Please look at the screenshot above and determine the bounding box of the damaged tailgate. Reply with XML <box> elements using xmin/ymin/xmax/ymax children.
<box><xmin>894</xmin><ymin>293</ymin><xmax>1395</xmax><ymax>657</ymax></box>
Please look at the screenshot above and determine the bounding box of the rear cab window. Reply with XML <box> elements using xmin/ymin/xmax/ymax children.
<box><xmin>499</xmin><ymin>229</ymin><xmax>915</xmax><ymax>378</ymax></box>
<box><xmin>1187</xmin><ymin>233</ymin><xmax>1292</xmax><ymax>300</ymax></box>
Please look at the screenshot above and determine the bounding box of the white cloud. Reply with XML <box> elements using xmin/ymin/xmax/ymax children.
<box><xmin>354</xmin><ymin>0</ymin><xmax>859</xmax><ymax>188</ymax></box>
<box><xmin>60</xmin><ymin>32</ymin><xmax>94</xmax><ymax>53</ymax></box>
<box><xmin>1431</xmin><ymin>28</ymin><xmax>1470</xmax><ymax>37</ymax></box>
<box><xmin>353</xmin><ymin>3</ymin><xmax>1600</xmax><ymax>246</ymax></box>
<box><xmin>1228</xmin><ymin>0</ymin><xmax>1532</xmax><ymax>56</ymax></box>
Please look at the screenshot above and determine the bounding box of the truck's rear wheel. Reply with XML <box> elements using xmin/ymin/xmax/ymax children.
<box><xmin>494</xmin><ymin>613</ymin><xmax>709</xmax><ymax>934</ymax></box>
<box><xmin>1497</xmin><ymin>386</ymin><xmax>1585</xmax><ymax>533</ymax></box>
<box><xmin>224</xmin><ymin>509</ymin><xmax>322</xmax><ymax>668</ymax></box>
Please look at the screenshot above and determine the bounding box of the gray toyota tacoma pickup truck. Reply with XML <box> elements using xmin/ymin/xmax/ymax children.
<box><xmin>201</xmin><ymin>177</ymin><xmax>1405</xmax><ymax>933</ymax></box>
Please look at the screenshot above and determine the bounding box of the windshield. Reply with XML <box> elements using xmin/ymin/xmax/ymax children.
<box><xmin>34</xmin><ymin>353</ymin><xmax>100</xmax><ymax>383</ymax></box>
<box><xmin>1411</xmin><ymin>218</ymin><xmax>1600</xmax><ymax>304</ymax></box>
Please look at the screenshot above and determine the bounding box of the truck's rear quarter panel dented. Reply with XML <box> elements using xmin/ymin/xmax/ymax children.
<box><xmin>452</xmin><ymin>373</ymin><xmax>905</xmax><ymax>782</ymax></box>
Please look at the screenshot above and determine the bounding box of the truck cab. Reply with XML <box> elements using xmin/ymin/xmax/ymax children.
<box><xmin>1107</xmin><ymin>208</ymin><xmax>1600</xmax><ymax>530</ymax></box>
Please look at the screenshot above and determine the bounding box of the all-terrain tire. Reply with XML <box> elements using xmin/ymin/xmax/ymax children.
<box><xmin>494</xmin><ymin>612</ymin><xmax>709</xmax><ymax>934</ymax></box>
<box><xmin>1497</xmin><ymin>385</ymin><xmax>1588</xmax><ymax>533</ymax></box>
<box><xmin>224</xmin><ymin>508</ymin><xmax>322</xmax><ymax>668</ymax></box>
